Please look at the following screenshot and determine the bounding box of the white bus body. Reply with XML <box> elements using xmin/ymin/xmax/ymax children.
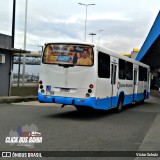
<box><xmin>38</xmin><ymin>42</ymin><xmax>150</xmax><ymax>111</ymax></box>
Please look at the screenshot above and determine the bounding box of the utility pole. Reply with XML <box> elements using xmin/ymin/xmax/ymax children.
<box><xmin>22</xmin><ymin>0</ymin><xmax>28</xmax><ymax>85</ymax></box>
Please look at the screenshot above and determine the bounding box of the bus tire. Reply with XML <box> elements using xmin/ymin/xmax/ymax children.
<box><xmin>141</xmin><ymin>91</ymin><xmax>146</xmax><ymax>104</ymax></box>
<box><xmin>115</xmin><ymin>96</ymin><xmax>123</xmax><ymax>113</ymax></box>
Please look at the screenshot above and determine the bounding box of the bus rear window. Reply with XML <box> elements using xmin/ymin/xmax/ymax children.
<box><xmin>42</xmin><ymin>44</ymin><xmax>94</xmax><ymax>66</ymax></box>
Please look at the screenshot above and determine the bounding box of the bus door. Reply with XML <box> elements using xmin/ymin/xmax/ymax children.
<box><xmin>148</xmin><ymin>72</ymin><xmax>151</xmax><ymax>92</ymax></box>
<box><xmin>133</xmin><ymin>69</ymin><xmax>138</xmax><ymax>101</ymax></box>
<box><xmin>111</xmin><ymin>63</ymin><xmax>117</xmax><ymax>106</ymax></box>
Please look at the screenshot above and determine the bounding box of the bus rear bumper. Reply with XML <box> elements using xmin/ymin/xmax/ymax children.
<box><xmin>38</xmin><ymin>93</ymin><xmax>96</xmax><ymax>107</ymax></box>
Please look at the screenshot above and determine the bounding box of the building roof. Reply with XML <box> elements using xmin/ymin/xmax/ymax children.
<box><xmin>0</xmin><ymin>46</ymin><xmax>31</xmax><ymax>54</ymax></box>
<box><xmin>136</xmin><ymin>11</ymin><xmax>160</xmax><ymax>70</ymax></box>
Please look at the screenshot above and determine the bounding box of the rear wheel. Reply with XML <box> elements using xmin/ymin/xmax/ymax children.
<box><xmin>115</xmin><ymin>97</ymin><xmax>123</xmax><ymax>113</ymax></box>
<box><xmin>140</xmin><ymin>91</ymin><xmax>146</xmax><ymax>104</ymax></box>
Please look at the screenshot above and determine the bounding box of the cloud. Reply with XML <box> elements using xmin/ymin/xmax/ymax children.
<box><xmin>0</xmin><ymin>0</ymin><xmax>159</xmax><ymax>75</ymax></box>
<box><xmin>0</xmin><ymin>0</ymin><xmax>159</xmax><ymax>53</ymax></box>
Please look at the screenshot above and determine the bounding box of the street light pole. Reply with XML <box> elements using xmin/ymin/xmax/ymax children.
<box><xmin>89</xmin><ymin>33</ymin><xmax>96</xmax><ymax>43</ymax></box>
<box><xmin>12</xmin><ymin>0</ymin><xmax>16</xmax><ymax>48</ymax></box>
<box><xmin>22</xmin><ymin>0</ymin><xmax>28</xmax><ymax>85</ymax></box>
<box><xmin>85</xmin><ymin>5</ymin><xmax>87</xmax><ymax>42</ymax></box>
<box><xmin>78</xmin><ymin>3</ymin><xmax>95</xmax><ymax>42</ymax></box>
<box><xmin>98</xmin><ymin>29</ymin><xmax>103</xmax><ymax>45</ymax></box>
<box><xmin>24</xmin><ymin>0</ymin><xmax>28</xmax><ymax>50</ymax></box>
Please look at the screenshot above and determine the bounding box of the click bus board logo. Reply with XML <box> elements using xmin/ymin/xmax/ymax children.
<box><xmin>5</xmin><ymin>124</ymin><xmax>42</xmax><ymax>149</ymax></box>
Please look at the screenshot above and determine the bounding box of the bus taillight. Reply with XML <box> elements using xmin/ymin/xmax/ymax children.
<box><xmin>89</xmin><ymin>84</ymin><xmax>94</xmax><ymax>89</ymax></box>
<box><xmin>88</xmin><ymin>89</ymin><xmax>92</xmax><ymax>93</ymax></box>
<box><xmin>41</xmin><ymin>89</ymin><xmax>45</xmax><ymax>94</ymax></box>
<box><xmin>39</xmin><ymin>80</ymin><xmax>43</xmax><ymax>84</ymax></box>
<box><xmin>86</xmin><ymin>93</ymin><xmax>90</xmax><ymax>98</ymax></box>
<box><xmin>40</xmin><ymin>85</ymin><xmax>43</xmax><ymax>89</ymax></box>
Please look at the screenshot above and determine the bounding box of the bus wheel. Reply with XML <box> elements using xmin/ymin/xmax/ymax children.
<box><xmin>115</xmin><ymin>97</ymin><xmax>123</xmax><ymax>113</ymax></box>
<box><xmin>141</xmin><ymin>91</ymin><xmax>146</xmax><ymax>104</ymax></box>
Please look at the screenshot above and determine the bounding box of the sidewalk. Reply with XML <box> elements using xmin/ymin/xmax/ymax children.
<box><xmin>0</xmin><ymin>96</ymin><xmax>37</xmax><ymax>104</ymax></box>
<box><xmin>150</xmin><ymin>90</ymin><xmax>160</xmax><ymax>98</ymax></box>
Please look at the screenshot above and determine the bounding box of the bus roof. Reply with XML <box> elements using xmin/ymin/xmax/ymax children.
<box><xmin>44</xmin><ymin>42</ymin><xmax>150</xmax><ymax>69</ymax></box>
<box><xmin>44</xmin><ymin>41</ymin><xmax>94</xmax><ymax>46</ymax></box>
<box><xmin>96</xmin><ymin>45</ymin><xmax>149</xmax><ymax>69</ymax></box>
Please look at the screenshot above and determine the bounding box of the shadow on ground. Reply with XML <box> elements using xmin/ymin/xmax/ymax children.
<box><xmin>44</xmin><ymin>101</ymin><xmax>154</xmax><ymax>121</ymax></box>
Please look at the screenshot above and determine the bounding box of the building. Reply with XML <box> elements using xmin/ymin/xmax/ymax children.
<box><xmin>0</xmin><ymin>33</ymin><xmax>12</xmax><ymax>96</ymax></box>
<box><xmin>0</xmin><ymin>33</ymin><xmax>30</xmax><ymax>96</ymax></box>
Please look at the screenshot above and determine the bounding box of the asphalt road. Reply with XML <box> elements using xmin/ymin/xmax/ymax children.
<box><xmin>0</xmin><ymin>96</ymin><xmax>160</xmax><ymax>160</ymax></box>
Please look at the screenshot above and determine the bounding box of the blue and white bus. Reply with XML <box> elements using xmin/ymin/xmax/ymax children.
<box><xmin>38</xmin><ymin>42</ymin><xmax>150</xmax><ymax>112</ymax></box>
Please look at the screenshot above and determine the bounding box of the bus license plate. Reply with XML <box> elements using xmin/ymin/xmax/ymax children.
<box><xmin>60</xmin><ymin>88</ymin><xmax>70</xmax><ymax>92</ymax></box>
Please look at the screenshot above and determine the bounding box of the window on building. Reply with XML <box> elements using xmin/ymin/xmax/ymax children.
<box><xmin>98</xmin><ymin>52</ymin><xmax>110</xmax><ymax>78</ymax></box>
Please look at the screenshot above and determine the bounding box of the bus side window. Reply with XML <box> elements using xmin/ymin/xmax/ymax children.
<box><xmin>119</xmin><ymin>59</ymin><xmax>125</xmax><ymax>80</ymax></box>
<box><xmin>98</xmin><ymin>52</ymin><xmax>110</xmax><ymax>78</ymax></box>
<box><xmin>126</xmin><ymin>62</ymin><xmax>133</xmax><ymax>80</ymax></box>
<box><xmin>139</xmin><ymin>66</ymin><xmax>144</xmax><ymax>81</ymax></box>
<box><xmin>143</xmin><ymin>68</ymin><xmax>148</xmax><ymax>81</ymax></box>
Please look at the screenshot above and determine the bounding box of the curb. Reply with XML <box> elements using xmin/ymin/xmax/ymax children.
<box><xmin>0</xmin><ymin>96</ymin><xmax>37</xmax><ymax>104</ymax></box>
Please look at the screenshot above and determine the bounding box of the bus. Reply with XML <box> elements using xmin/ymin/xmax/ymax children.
<box><xmin>38</xmin><ymin>42</ymin><xmax>150</xmax><ymax>112</ymax></box>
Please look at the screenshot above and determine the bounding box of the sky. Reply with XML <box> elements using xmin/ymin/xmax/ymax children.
<box><xmin>0</xmin><ymin>0</ymin><xmax>160</xmax><ymax>74</ymax></box>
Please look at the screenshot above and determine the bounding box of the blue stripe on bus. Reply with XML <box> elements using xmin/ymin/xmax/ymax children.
<box><xmin>38</xmin><ymin>92</ymin><xmax>150</xmax><ymax>110</ymax></box>
<box><xmin>38</xmin><ymin>92</ymin><xmax>96</xmax><ymax>107</ymax></box>
<box><xmin>133</xmin><ymin>92</ymin><xmax>150</xmax><ymax>102</ymax></box>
